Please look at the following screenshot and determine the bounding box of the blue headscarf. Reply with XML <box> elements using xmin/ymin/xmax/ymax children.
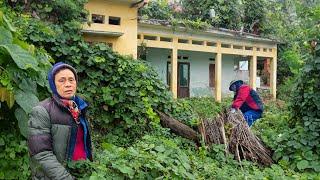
<box><xmin>229</xmin><ymin>80</ymin><xmax>244</xmax><ymax>92</ymax></box>
<box><xmin>48</xmin><ymin>62</ymin><xmax>78</xmax><ymax>98</ymax></box>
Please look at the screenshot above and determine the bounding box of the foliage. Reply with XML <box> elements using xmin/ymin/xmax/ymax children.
<box><xmin>242</xmin><ymin>0</ymin><xmax>266</xmax><ymax>33</ymax></box>
<box><xmin>254</xmin><ymin>99</ymin><xmax>320</xmax><ymax>173</ymax></box>
<box><xmin>277</xmin><ymin>5</ymin><xmax>320</xmax><ymax>173</ymax></box>
<box><xmin>140</xmin><ymin>1</ymin><xmax>211</xmax><ymax>31</ymax></box>
<box><xmin>141</xmin><ymin>0</ymin><xmax>268</xmax><ymax>33</ymax></box>
<box><xmin>0</xmin><ymin>10</ymin><xmax>52</xmax><ymax>137</ymax></box>
<box><xmin>0</xmin><ymin>129</ymin><xmax>30</xmax><ymax>179</ymax></box>
<box><xmin>7</xmin><ymin>0</ymin><xmax>88</xmax><ymax>24</ymax></box>
<box><xmin>179</xmin><ymin>97</ymin><xmax>231</xmax><ymax>121</ymax></box>
<box><xmin>253</xmin><ymin>100</ymin><xmax>290</xmax><ymax>150</ymax></box>
<box><xmin>255</xmin><ymin>5</ymin><xmax>320</xmax><ymax>173</ymax></box>
<box><xmin>276</xmin><ymin>76</ymin><xmax>296</xmax><ymax>101</ymax></box>
<box><xmin>139</xmin><ymin>0</ymin><xmax>174</xmax><ymax>20</ymax></box>
<box><xmin>68</xmin><ymin>132</ymin><xmax>320</xmax><ymax>179</ymax></box>
<box><xmin>180</xmin><ymin>0</ymin><xmax>243</xmax><ymax>30</ymax></box>
<box><xmin>262</xmin><ymin>1</ymin><xmax>319</xmax><ymax>86</ymax></box>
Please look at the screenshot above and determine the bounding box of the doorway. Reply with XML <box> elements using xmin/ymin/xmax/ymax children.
<box><xmin>178</xmin><ymin>62</ymin><xmax>190</xmax><ymax>98</ymax></box>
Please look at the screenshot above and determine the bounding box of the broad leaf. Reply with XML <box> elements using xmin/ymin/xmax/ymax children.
<box><xmin>14</xmin><ymin>108</ymin><xmax>28</xmax><ymax>138</ymax></box>
<box><xmin>0</xmin><ymin>44</ymin><xmax>38</xmax><ymax>70</ymax></box>
<box><xmin>14</xmin><ymin>90</ymin><xmax>39</xmax><ymax>114</ymax></box>
<box><xmin>296</xmin><ymin>160</ymin><xmax>309</xmax><ymax>170</ymax></box>
<box><xmin>2</xmin><ymin>13</ymin><xmax>16</xmax><ymax>32</ymax></box>
<box><xmin>0</xmin><ymin>27</ymin><xmax>12</xmax><ymax>44</ymax></box>
<box><xmin>112</xmin><ymin>163</ymin><xmax>134</xmax><ymax>176</ymax></box>
<box><xmin>19</xmin><ymin>78</ymin><xmax>37</xmax><ymax>95</ymax></box>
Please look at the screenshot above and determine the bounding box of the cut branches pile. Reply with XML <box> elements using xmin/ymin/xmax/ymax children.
<box><xmin>200</xmin><ymin>109</ymin><xmax>273</xmax><ymax>166</ymax></box>
<box><xmin>157</xmin><ymin>109</ymin><xmax>273</xmax><ymax>166</ymax></box>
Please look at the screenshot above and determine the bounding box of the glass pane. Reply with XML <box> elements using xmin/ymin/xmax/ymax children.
<box><xmin>167</xmin><ymin>63</ymin><xmax>171</xmax><ymax>86</ymax></box>
<box><xmin>179</xmin><ymin>64</ymin><xmax>188</xmax><ymax>87</ymax></box>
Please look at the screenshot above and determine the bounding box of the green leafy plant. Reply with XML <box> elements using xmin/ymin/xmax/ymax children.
<box><xmin>0</xmin><ymin>130</ymin><xmax>30</xmax><ymax>179</ymax></box>
<box><xmin>0</xmin><ymin>10</ymin><xmax>52</xmax><ymax>137</ymax></box>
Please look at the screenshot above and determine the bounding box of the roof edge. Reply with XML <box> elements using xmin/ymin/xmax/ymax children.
<box><xmin>138</xmin><ymin>18</ymin><xmax>280</xmax><ymax>44</ymax></box>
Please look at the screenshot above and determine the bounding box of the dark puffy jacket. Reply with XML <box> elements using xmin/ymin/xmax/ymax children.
<box><xmin>28</xmin><ymin>95</ymin><xmax>92</xmax><ymax>180</ymax></box>
<box><xmin>232</xmin><ymin>84</ymin><xmax>264</xmax><ymax>113</ymax></box>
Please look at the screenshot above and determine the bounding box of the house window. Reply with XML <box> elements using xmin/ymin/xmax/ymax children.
<box><xmin>167</xmin><ymin>62</ymin><xmax>171</xmax><ymax>87</ymax></box>
<box><xmin>233</xmin><ymin>45</ymin><xmax>242</xmax><ymax>49</ymax></box>
<box><xmin>160</xmin><ymin>37</ymin><xmax>172</xmax><ymax>42</ymax></box>
<box><xmin>92</xmin><ymin>14</ymin><xmax>105</xmax><ymax>24</ymax></box>
<box><xmin>179</xmin><ymin>63</ymin><xmax>189</xmax><ymax>87</ymax></box>
<box><xmin>221</xmin><ymin>43</ymin><xmax>231</xmax><ymax>48</ymax></box>
<box><xmin>144</xmin><ymin>35</ymin><xmax>157</xmax><ymax>40</ymax></box>
<box><xmin>209</xmin><ymin>64</ymin><xmax>215</xmax><ymax>87</ymax></box>
<box><xmin>107</xmin><ymin>43</ymin><xmax>113</xmax><ymax>49</ymax></box>
<box><xmin>192</xmin><ymin>40</ymin><xmax>204</xmax><ymax>45</ymax></box>
<box><xmin>207</xmin><ymin>42</ymin><xmax>216</xmax><ymax>47</ymax></box>
<box><xmin>178</xmin><ymin>39</ymin><xmax>188</xmax><ymax>44</ymax></box>
<box><xmin>109</xmin><ymin>16</ymin><xmax>121</xmax><ymax>25</ymax></box>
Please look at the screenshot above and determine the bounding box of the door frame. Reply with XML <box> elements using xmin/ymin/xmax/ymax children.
<box><xmin>177</xmin><ymin>62</ymin><xmax>190</xmax><ymax>98</ymax></box>
<box><xmin>209</xmin><ymin>63</ymin><xmax>215</xmax><ymax>88</ymax></box>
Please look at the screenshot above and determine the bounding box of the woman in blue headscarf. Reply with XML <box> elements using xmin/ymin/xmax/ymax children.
<box><xmin>28</xmin><ymin>62</ymin><xmax>92</xmax><ymax>179</ymax></box>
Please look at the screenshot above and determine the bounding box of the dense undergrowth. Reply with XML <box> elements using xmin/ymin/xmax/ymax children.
<box><xmin>2</xmin><ymin>96</ymin><xmax>320</xmax><ymax>179</ymax></box>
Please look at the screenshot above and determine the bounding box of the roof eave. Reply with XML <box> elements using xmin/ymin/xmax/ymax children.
<box><xmin>81</xmin><ymin>30</ymin><xmax>124</xmax><ymax>37</ymax></box>
<box><xmin>138</xmin><ymin>21</ymin><xmax>279</xmax><ymax>44</ymax></box>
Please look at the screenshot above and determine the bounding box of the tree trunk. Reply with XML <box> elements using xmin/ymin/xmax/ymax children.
<box><xmin>156</xmin><ymin>110</ymin><xmax>199</xmax><ymax>143</ymax></box>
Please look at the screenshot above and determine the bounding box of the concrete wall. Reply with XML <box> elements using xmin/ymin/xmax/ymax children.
<box><xmin>146</xmin><ymin>48</ymin><xmax>249</xmax><ymax>97</ymax></box>
<box><xmin>220</xmin><ymin>55</ymin><xmax>249</xmax><ymax>96</ymax></box>
<box><xmin>83</xmin><ymin>0</ymin><xmax>138</xmax><ymax>58</ymax></box>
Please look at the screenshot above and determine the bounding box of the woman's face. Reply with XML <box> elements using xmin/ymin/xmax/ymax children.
<box><xmin>54</xmin><ymin>69</ymin><xmax>77</xmax><ymax>99</ymax></box>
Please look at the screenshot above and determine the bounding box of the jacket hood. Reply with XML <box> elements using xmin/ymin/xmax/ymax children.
<box><xmin>229</xmin><ymin>80</ymin><xmax>244</xmax><ymax>91</ymax></box>
<box><xmin>48</xmin><ymin>62</ymin><xmax>78</xmax><ymax>97</ymax></box>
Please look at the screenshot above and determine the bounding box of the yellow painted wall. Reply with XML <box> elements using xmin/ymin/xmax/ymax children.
<box><xmin>83</xmin><ymin>0</ymin><xmax>138</xmax><ymax>58</ymax></box>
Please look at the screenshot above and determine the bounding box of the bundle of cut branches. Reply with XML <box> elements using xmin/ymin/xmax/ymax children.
<box><xmin>200</xmin><ymin>109</ymin><xmax>273</xmax><ymax>166</ymax></box>
<box><xmin>156</xmin><ymin>109</ymin><xmax>273</xmax><ymax>166</ymax></box>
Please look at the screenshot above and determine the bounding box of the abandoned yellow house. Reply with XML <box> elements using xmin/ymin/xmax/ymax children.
<box><xmin>82</xmin><ymin>0</ymin><xmax>278</xmax><ymax>102</ymax></box>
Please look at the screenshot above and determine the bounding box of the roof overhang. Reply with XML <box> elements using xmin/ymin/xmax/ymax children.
<box><xmin>81</xmin><ymin>30</ymin><xmax>124</xmax><ymax>37</ymax></box>
<box><xmin>138</xmin><ymin>20</ymin><xmax>279</xmax><ymax>45</ymax></box>
<box><xmin>109</xmin><ymin>0</ymin><xmax>141</xmax><ymax>4</ymax></box>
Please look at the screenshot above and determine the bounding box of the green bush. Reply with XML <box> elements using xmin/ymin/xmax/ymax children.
<box><xmin>0</xmin><ymin>10</ymin><xmax>52</xmax><ymax>137</ymax></box>
<box><xmin>0</xmin><ymin>129</ymin><xmax>30</xmax><ymax>179</ymax></box>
